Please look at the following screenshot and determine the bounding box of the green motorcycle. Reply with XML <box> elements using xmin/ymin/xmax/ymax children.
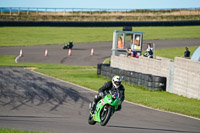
<box><xmin>88</xmin><ymin>92</ymin><xmax>121</xmax><ymax>126</ymax></box>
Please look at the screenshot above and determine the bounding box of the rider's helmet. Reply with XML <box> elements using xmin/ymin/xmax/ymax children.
<box><xmin>112</xmin><ymin>75</ymin><xmax>122</xmax><ymax>89</ymax></box>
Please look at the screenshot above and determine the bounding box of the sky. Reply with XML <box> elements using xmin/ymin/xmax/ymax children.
<box><xmin>0</xmin><ymin>0</ymin><xmax>200</xmax><ymax>9</ymax></box>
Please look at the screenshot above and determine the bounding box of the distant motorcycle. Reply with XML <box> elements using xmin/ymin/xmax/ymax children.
<box><xmin>88</xmin><ymin>92</ymin><xmax>121</xmax><ymax>126</ymax></box>
<box><xmin>63</xmin><ymin>41</ymin><xmax>73</xmax><ymax>49</ymax></box>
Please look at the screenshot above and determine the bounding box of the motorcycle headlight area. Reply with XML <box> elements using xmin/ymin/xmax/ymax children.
<box><xmin>108</xmin><ymin>98</ymin><xmax>112</xmax><ymax>103</ymax></box>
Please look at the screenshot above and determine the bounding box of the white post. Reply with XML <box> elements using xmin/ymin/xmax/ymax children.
<box><xmin>18</xmin><ymin>8</ymin><xmax>20</xmax><ymax>15</ymax></box>
<box><xmin>64</xmin><ymin>8</ymin><xmax>66</xmax><ymax>16</ymax></box>
<box><xmin>10</xmin><ymin>8</ymin><xmax>11</xmax><ymax>15</ymax></box>
<box><xmin>153</xmin><ymin>43</ymin><xmax>156</xmax><ymax>58</ymax></box>
<box><xmin>27</xmin><ymin>8</ymin><xmax>29</xmax><ymax>15</ymax></box>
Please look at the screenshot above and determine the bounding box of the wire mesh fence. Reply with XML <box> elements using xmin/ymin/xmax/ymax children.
<box><xmin>0</xmin><ymin>7</ymin><xmax>200</xmax><ymax>21</ymax></box>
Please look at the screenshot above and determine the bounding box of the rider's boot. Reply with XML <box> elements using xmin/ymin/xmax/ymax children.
<box><xmin>89</xmin><ymin>102</ymin><xmax>96</xmax><ymax>114</ymax></box>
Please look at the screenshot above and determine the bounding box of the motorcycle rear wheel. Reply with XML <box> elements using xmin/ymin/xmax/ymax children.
<box><xmin>100</xmin><ymin>106</ymin><xmax>112</xmax><ymax>126</ymax></box>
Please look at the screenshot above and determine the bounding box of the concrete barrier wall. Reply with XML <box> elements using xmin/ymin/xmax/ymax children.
<box><xmin>111</xmin><ymin>55</ymin><xmax>200</xmax><ymax>100</ymax></box>
<box><xmin>173</xmin><ymin>57</ymin><xmax>200</xmax><ymax>99</ymax></box>
<box><xmin>111</xmin><ymin>55</ymin><xmax>172</xmax><ymax>91</ymax></box>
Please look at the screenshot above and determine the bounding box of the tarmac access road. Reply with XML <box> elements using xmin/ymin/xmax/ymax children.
<box><xmin>0</xmin><ymin>67</ymin><xmax>200</xmax><ymax>133</ymax></box>
<box><xmin>0</xmin><ymin>39</ymin><xmax>199</xmax><ymax>66</ymax></box>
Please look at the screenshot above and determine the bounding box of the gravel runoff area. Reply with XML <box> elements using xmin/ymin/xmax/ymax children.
<box><xmin>0</xmin><ymin>39</ymin><xmax>199</xmax><ymax>66</ymax></box>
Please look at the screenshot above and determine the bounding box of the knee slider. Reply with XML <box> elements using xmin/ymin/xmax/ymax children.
<box><xmin>94</xmin><ymin>94</ymin><xmax>99</xmax><ymax>103</ymax></box>
<box><xmin>95</xmin><ymin>94</ymin><xmax>98</xmax><ymax>99</ymax></box>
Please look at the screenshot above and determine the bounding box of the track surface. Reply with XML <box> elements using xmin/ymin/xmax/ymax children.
<box><xmin>0</xmin><ymin>39</ymin><xmax>200</xmax><ymax>133</ymax></box>
<box><xmin>0</xmin><ymin>67</ymin><xmax>200</xmax><ymax>133</ymax></box>
<box><xmin>0</xmin><ymin>39</ymin><xmax>199</xmax><ymax>66</ymax></box>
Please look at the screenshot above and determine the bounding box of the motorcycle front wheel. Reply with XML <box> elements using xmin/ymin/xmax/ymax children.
<box><xmin>100</xmin><ymin>106</ymin><xmax>112</xmax><ymax>126</ymax></box>
<box><xmin>88</xmin><ymin>113</ymin><xmax>96</xmax><ymax>125</ymax></box>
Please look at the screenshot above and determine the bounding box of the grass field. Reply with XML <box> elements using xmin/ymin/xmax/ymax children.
<box><xmin>0</xmin><ymin>54</ymin><xmax>200</xmax><ymax>119</ymax></box>
<box><xmin>0</xmin><ymin>26</ymin><xmax>200</xmax><ymax>46</ymax></box>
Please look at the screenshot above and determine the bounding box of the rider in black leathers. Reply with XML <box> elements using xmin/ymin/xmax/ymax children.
<box><xmin>90</xmin><ymin>75</ymin><xmax>125</xmax><ymax>113</ymax></box>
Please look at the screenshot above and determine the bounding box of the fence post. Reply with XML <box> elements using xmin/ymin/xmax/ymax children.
<box><xmin>27</xmin><ymin>8</ymin><xmax>29</xmax><ymax>15</ymax></box>
<box><xmin>64</xmin><ymin>8</ymin><xmax>66</xmax><ymax>16</ymax></box>
<box><xmin>81</xmin><ymin>8</ymin><xmax>83</xmax><ymax>15</ymax></box>
<box><xmin>10</xmin><ymin>8</ymin><xmax>11</xmax><ymax>15</ymax></box>
<box><xmin>18</xmin><ymin>8</ymin><xmax>20</xmax><ymax>15</ymax></box>
<box><xmin>36</xmin><ymin>8</ymin><xmax>38</xmax><ymax>15</ymax></box>
<box><xmin>98</xmin><ymin>9</ymin><xmax>100</xmax><ymax>15</ymax></box>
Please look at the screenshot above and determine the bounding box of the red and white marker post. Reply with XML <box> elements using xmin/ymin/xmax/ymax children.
<box><xmin>68</xmin><ymin>48</ymin><xmax>72</xmax><ymax>56</ymax></box>
<box><xmin>91</xmin><ymin>48</ymin><xmax>94</xmax><ymax>56</ymax></box>
<box><xmin>45</xmin><ymin>49</ymin><xmax>48</xmax><ymax>56</ymax></box>
<box><xmin>19</xmin><ymin>49</ymin><xmax>23</xmax><ymax>57</ymax></box>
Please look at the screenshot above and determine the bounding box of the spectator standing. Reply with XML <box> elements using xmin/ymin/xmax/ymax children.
<box><xmin>144</xmin><ymin>43</ymin><xmax>153</xmax><ymax>58</ymax></box>
<box><xmin>184</xmin><ymin>47</ymin><xmax>190</xmax><ymax>58</ymax></box>
<box><xmin>117</xmin><ymin>37</ymin><xmax>123</xmax><ymax>49</ymax></box>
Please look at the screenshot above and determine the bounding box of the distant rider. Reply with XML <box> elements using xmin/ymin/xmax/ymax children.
<box><xmin>90</xmin><ymin>75</ymin><xmax>125</xmax><ymax>113</ymax></box>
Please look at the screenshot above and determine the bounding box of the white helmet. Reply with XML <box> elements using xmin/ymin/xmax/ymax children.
<box><xmin>112</xmin><ymin>75</ymin><xmax>122</xmax><ymax>89</ymax></box>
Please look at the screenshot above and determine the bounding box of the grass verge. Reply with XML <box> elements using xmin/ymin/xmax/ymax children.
<box><xmin>0</xmin><ymin>26</ymin><xmax>200</xmax><ymax>46</ymax></box>
<box><xmin>155</xmin><ymin>46</ymin><xmax>199</xmax><ymax>59</ymax></box>
<box><xmin>0</xmin><ymin>55</ymin><xmax>200</xmax><ymax>118</ymax></box>
<box><xmin>0</xmin><ymin>128</ymin><xmax>44</xmax><ymax>133</ymax></box>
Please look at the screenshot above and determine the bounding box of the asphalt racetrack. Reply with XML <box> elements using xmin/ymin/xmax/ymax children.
<box><xmin>0</xmin><ymin>39</ymin><xmax>200</xmax><ymax>133</ymax></box>
<box><xmin>0</xmin><ymin>67</ymin><xmax>200</xmax><ymax>133</ymax></box>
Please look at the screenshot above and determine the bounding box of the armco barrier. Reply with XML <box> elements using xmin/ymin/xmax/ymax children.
<box><xmin>1</xmin><ymin>20</ymin><xmax>200</xmax><ymax>27</ymax></box>
<box><xmin>97</xmin><ymin>64</ymin><xmax>166</xmax><ymax>91</ymax></box>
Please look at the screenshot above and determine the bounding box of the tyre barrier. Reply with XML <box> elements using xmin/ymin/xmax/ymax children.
<box><xmin>97</xmin><ymin>64</ymin><xmax>166</xmax><ymax>91</ymax></box>
<box><xmin>1</xmin><ymin>20</ymin><xmax>200</xmax><ymax>27</ymax></box>
<box><xmin>97</xmin><ymin>64</ymin><xmax>102</xmax><ymax>75</ymax></box>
